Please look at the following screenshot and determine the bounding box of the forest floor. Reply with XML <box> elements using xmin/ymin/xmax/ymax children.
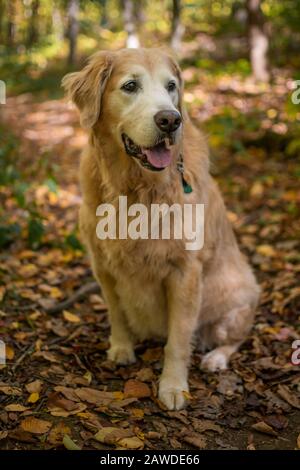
<box><xmin>0</xmin><ymin>48</ymin><xmax>300</xmax><ymax>450</ymax></box>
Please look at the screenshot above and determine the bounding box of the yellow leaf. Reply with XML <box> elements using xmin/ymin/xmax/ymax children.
<box><xmin>6</xmin><ymin>345</ymin><xmax>15</xmax><ymax>360</ymax></box>
<box><xmin>250</xmin><ymin>181</ymin><xmax>264</xmax><ymax>198</ymax></box>
<box><xmin>5</xmin><ymin>404</ymin><xmax>29</xmax><ymax>412</ymax></box>
<box><xmin>256</xmin><ymin>245</ymin><xmax>277</xmax><ymax>258</ymax></box>
<box><xmin>130</xmin><ymin>408</ymin><xmax>144</xmax><ymax>419</ymax></box>
<box><xmin>19</xmin><ymin>264</ymin><xmax>39</xmax><ymax>278</ymax></box>
<box><xmin>28</xmin><ymin>392</ymin><xmax>40</xmax><ymax>403</ymax></box>
<box><xmin>113</xmin><ymin>391</ymin><xmax>124</xmax><ymax>400</ymax></box>
<box><xmin>63</xmin><ymin>310</ymin><xmax>81</xmax><ymax>323</ymax></box>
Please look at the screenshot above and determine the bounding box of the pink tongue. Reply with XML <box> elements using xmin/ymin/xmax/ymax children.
<box><xmin>143</xmin><ymin>146</ymin><xmax>172</xmax><ymax>169</ymax></box>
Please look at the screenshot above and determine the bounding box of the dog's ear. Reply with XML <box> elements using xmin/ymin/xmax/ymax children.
<box><xmin>62</xmin><ymin>51</ymin><xmax>113</xmax><ymax>129</ymax></box>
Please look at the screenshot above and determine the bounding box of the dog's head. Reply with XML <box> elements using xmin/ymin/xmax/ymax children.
<box><xmin>62</xmin><ymin>48</ymin><xmax>183</xmax><ymax>172</ymax></box>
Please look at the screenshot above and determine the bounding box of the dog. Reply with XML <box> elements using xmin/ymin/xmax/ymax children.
<box><xmin>62</xmin><ymin>48</ymin><xmax>260</xmax><ymax>410</ymax></box>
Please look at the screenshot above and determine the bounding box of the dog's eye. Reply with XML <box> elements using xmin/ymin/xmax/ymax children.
<box><xmin>121</xmin><ymin>80</ymin><xmax>139</xmax><ymax>93</ymax></box>
<box><xmin>167</xmin><ymin>81</ymin><xmax>176</xmax><ymax>92</ymax></box>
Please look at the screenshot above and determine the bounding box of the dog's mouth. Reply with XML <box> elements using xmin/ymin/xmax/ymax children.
<box><xmin>122</xmin><ymin>133</ymin><xmax>174</xmax><ymax>172</ymax></box>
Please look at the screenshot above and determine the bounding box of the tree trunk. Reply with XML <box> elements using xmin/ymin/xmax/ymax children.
<box><xmin>7</xmin><ymin>0</ymin><xmax>16</xmax><ymax>47</ymax></box>
<box><xmin>171</xmin><ymin>0</ymin><xmax>184</xmax><ymax>51</ymax></box>
<box><xmin>246</xmin><ymin>0</ymin><xmax>270</xmax><ymax>82</ymax></box>
<box><xmin>67</xmin><ymin>0</ymin><xmax>79</xmax><ymax>65</ymax></box>
<box><xmin>0</xmin><ymin>0</ymin><xmax>4</xmax><ymax>44</ymax></box>
<box><xmin>28</xmin><ymin>0</ymin><xmax>40</xmax><ymax>46</ymax></box>
<box><xmin>120</xmin><ymin>0</ymin><xmax>140</xmax><ymax>48</ymax></box>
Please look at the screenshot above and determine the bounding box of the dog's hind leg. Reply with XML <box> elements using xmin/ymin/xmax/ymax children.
<box><xmin>200</xmin><ymin>305</ymin><xmax>254</xmax><ymax>372</ymax></box>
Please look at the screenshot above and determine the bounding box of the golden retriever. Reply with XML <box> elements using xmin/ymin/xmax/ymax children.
<box><xmin>62</xmin><ymin>48</ymin><xmax>260</xmax><ymax>410</ymax></box>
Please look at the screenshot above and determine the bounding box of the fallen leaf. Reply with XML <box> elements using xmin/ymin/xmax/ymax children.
<box><xmin>5</xmin><ymin>404</ymin><xmax>29</xmax><ymax>412</ymax></box>
<box><xmin>256</xmin><ymin>244</ymin><xmax>277</xmax><ymax>258</ymax></box>
<box><xmin>124</xmin><ymin>379</ymin><xmax>151</xmax><ymax>399</ymax></box>
<box><xmin>26</xmin><ymin>378</ymin><xmax>43</xmax><ymax>395</ymax></box>
<box><xmin>21</xmin><ymin>417</ymin><xmax>52</xmax><ymax>434</ymax></box>
<box><xmin>75</xmin><ymin>387</ymin><xmax>115</xmax><ymax>406</ymax></box>
<box><xmin>0</xmin><ymin>431</ymin><xmax>8</xmax><ymax>440</ymax></box>
<box><xmin>94</xmin><ymin>427</ymin><xmax>134</xmax><ymax>445</ymax></box>
<box><xmin>277</xmin><ymin>385</ymin><xmax>300</xmax><ymax>409</ymax></box>
<box><xmin>28</xmin><ymin>392</ymin><xmax>40</xmax><ymax>403</ymax></box>
<box><xmin>182</xmin><ymin>433</ymin><xmax>207</xmax><ymax>449</ymax></box>
<box><xmin>297</xmin><ymin>434</ymin><xmax>300</xmax><ymax>449</ymax></box>
<box><xmin>48</xmin><ymin>422</ymin><xmax>71</xmax><ymax>445</ymax></box>
<box><xmin>118</xmin><ymin>436</ymin><xmax>144</xmax><ymax>449</ymax></box>
<box><xmin>0</xmin><ymin>385</ymin><xmax>22</xmax><ymax>396</ymax></box>
<box><xmin>63</xmin><ymin>310</ymin><xmax>81</xmax><ymax>323</ymax></box>
<box><xmin>252</xmin><ymin>421</ymin><xmax>278</xmax><ymax>436</ymax></box>
<box><xmin>63</xmin><ymin>434</ymin><xmax>81</xmax><ymax>450</ymax></box>
<box><xmin>6</xmin><ymin>345</ymin><xmax>15</xmax><ymax>360</ymax></box>
<box><xmin>33</xmin><ymin>351</ymin><xmax>59</xmax><ymax>363</ymax></box>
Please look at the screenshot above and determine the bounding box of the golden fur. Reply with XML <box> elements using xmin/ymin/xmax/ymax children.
<box><xmin>62</xmin><ymin>48</ymin><xmax>260</xmax><ymax>410</ymax></box>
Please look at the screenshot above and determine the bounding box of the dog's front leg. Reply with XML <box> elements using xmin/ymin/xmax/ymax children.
<box><xmin>159</xmin><ymin>263</ymin><xmax>202</xmax><ymax>410</ymax></box>
<box><xmin>96</xmin><ymin>271</ymin><xmax>136</xmax><ymax>365</ymax></box>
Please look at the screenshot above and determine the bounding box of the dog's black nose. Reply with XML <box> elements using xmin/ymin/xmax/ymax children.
<box><xmin>154</xmin><ymin>110</ymin><xmax>182</xmax><ymax>133</ymax></box>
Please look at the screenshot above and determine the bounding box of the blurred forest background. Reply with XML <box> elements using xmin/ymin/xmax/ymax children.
<box><xmin>0</xmin><ymin>0</ymin><xmax>299</xmax><ymax>451</ymax></box>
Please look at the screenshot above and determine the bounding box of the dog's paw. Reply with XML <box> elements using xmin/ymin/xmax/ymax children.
<box><xmin>107</xmin><ymin>344</ymin><xmax>136</xmax><ymax>365</ymax></box>
<box><xmin>201</xmin><ymin>349</ymin><xmax>228</xmax><ymax>372</ymax></box>
<box><xmin>159</xmin><ymin>379</ymin><xmax>188</xmax><ymax>410</ymax></box>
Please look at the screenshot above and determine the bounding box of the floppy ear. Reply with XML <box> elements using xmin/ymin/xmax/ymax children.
<box><xmin>62</xmin><ymin>51</ymin><xmax>113</xmax><ymax>129</ymax></box>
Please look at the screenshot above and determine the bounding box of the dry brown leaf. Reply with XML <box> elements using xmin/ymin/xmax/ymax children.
<box><xmin>94</xmin><ymin>427</ymin><xmax>134</xmax><ymax>445</ymax></box>
<box><xmin>47</xmin><ymin>392</ymin><xmax>87</xmax><ymax>416</ymax></box>
<box><xmin>124</xmin><ymin>379</ymin><xmax>151</xmax><ymax>399</ymax></box>
<box><xmin>141</xmin><ymin>347</ymin><xmax>162</xmax><ymax>363</ymax></box>
<box><xmin>5</xmin><ymin>404</ymin><xmax>29</xmax><ymax>412</ymax></box>
<box><xmin>0</xmin><ymin>431</ymin><xmax>8</xmax><ymax>440</ymax></box>
<box><xmin>21</xmin><ymin>417</ymin><xmax>52</xmax><ymax>434</ymax></box>
<box><xmin>33</xmin><ymin>351</ymin><xmax>59</xmax><ymax>363</ymax></box>
<box><xmin>63</xmin><ymin>310</ymin><xmax>81</xmax><ymax>323</ymax></box>
<box><xmin>192</xmin><ymin>418</ymin><xmax>223</xmax><ymax>434</ymax></box>
<box><xmin>0</xmin><ymin>385</ymin><xmax>22</xmax><ymax>396</ymax></box>
<box><xmin>54</xmin><ymin>386</ymin><xmax>80</xmax><ymax>402</ymax></box>
<box><xmin>135</xmin><ymin>367</ymin><xmax>155</xmax><ymax>382</ymax></box>
<box><xmin>297</xmin><ymin>433</ymin><xmax>300</xmax><ymax>449</ymax></box>
<box><xmin>182</xmin><ymin>433</ymin><xmax>207</xmax><ymax>449</ymax></box>
<box><xmin>118</xmin><ymin>436</ymin><xmax>144</xmax><ymax>450</ymax></box>
<box><xmin>25</xmin><ymin>379</ymin><xmax>43</xmax><ymax>394</ymax></box>
<box><xmin>48</xmin><ymin>422</ymin><xmax>71</xmax><ymax>445</ymax></box>
<box><xmin>277</xmin><ymin>385</ymin><xmax>300</xmax><ymax>409</ymax></box>
<box><xmin>252</xmin><ymin>421</ymin><xmax>278</xmax><ymax>436</ymax></box>
<box><xmin>75</xmin><ymin>387</ymin><xmax>115</xmax><ymax>406</ymax></box>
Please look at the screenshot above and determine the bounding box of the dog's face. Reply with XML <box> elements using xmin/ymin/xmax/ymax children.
<box><xmin>62</xmin><ymin>48</ymin><xmax>183</xmax><ymax>172</ymax></box>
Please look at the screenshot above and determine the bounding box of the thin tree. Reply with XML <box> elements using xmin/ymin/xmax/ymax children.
<box><xmin>170</xmin><ymin>0</ymin><xmax>184</xmax><ymax>52</ymax></box>
<box><xmin>67</xmin><ymin>0</ymin><xmax>79</xmax><ymax>65</ymax></box>
<box><xmin>7</xmin><ymin>0</ymin><xmax>16</xmax><ymax>47</ymax></box>
<box><xmin>28</xmin><ymin>0</ymin><xmax>40</xmax><ymax>46</ymax></box>
<box><xmin>120</xmin><ymin>0</ymin><xmax>140</xmax><ymax>48</ymax></box>
<box><xmin>246</xmin><ymin>0</ymin><xmax>270</xmax><ymax>82</ymax></box>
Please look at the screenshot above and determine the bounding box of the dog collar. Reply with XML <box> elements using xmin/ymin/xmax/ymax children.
<box><xmin>177</xmin><ymin>154</ymin><xmax>193</xmax><ymax>194</ymax></box>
